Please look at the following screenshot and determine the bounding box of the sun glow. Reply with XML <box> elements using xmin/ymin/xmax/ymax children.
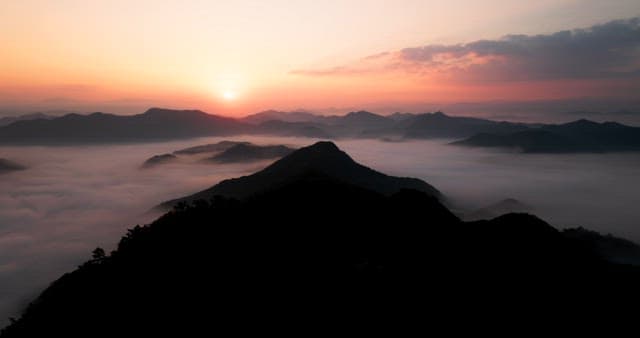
<box><xmin>222</xmin><ymin>90</ymin><xmax>237</xmax><ymax>101</ymax></box>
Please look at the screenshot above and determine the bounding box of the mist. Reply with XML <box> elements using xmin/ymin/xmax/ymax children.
<box><xmin>2</xmin><ymin>136</ymin><xmax>640</xmax><ymax>324</ymax></box>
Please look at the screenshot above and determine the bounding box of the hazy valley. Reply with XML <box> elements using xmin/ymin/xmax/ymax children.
<box><xmin>3</xmin><ymin>4</ymin><xmax>640</xmax><ymax>333</ymax></box>
<box><xmin>2</xmin><ymin>132</ymin><xmax>640</xmax><ymax>327</ymax></box>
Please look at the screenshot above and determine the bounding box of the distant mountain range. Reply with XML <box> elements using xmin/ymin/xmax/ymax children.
<box><xmin>1</xmin><ymin>107</ymin><xmax>640</xmax><ymax>152</ymax></box>
<box><xmin>453</xmin><ymin>119</ymin><xmax>640</xmax><ymax>152</ymax></box>
<box><xmin>0</xmin><ymin>113</ymin><xmax>54</xmax><ymax>127</ymax></box>
<box><xmin>4</xmin><ymin>141</ymin><xmax>640</xmax><ymax>336</ymax></box>
<box><xmin>0</xmin><ymin>108</ymin><xmax>247</xmax><ymax>144</ymax></box>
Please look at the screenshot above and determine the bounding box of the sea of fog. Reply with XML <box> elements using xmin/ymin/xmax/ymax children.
<box><xmin>1</xmin><ymin>136</ymin><xmax>640</xmax><ymax>324</ymax></box>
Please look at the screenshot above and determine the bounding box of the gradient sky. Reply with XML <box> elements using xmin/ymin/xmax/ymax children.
<box><xmin>1</xmin><ymin>0</ymin><xmax>639</xmax><ymax>117</ymax></box>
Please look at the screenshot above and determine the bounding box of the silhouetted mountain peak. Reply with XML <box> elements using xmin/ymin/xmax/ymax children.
<box><xmin>308</xmin><ymin>140</ymin><xmax>340</xmax><ymax>151</ymax></box>
<box><xmin>258</xmin><ymin>141</ymin><xmax>366</xmax><ymax>178</ymax></box>
<box><xmin>159</xmin><ymin>141</ymin><xmax>441</xmax><ymax>209</ymax></box>
<box><xmin>341</xmin><ymin>111</ymin><xmax>390</xmax><ymax>125</ymax></box>
<box><xmin>282</xmin><ymin>141</ymin><xmax>346</xmax><ymax>162</ymax></box>
<box><xmin>249</xmin><ymin>141</ymin><xmax>354</xmax><ymax>175</ymax></box>
<box><xmin>563</xmin><ymin>118</ymin><xmax>600</xmax><ymax>127</ymax></box>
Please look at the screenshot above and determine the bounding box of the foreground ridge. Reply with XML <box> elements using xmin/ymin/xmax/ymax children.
<box><xmin>3</xmin><ymin>143</ymin><xmax>640</xmax><ymax>336</ymax></box>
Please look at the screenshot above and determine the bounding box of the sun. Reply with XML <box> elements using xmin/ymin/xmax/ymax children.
<box><xmin>222</xmin><ymin>90</ymin><xmax>237</xmax><ymax>101</ymax></box>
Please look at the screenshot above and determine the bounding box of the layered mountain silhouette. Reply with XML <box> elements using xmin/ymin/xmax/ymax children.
<box><xmin>4</xmin><ymin>141</ymin><xmax>640</xmax><ymax>336</ymax></box>
<box><xmin>1</xmin><ymin>107</ymin><xmax>639</xmax><ymax>151</ymax></box>
<box><xmin>0</xmin><ymin>113</ymin><xmax>53</xmax><ymax>127</ymax></box>
<box><xmin>464</xmin><ymin>198</ymin><xmax>533</xmax><ymax>221</ymax></box>
<box><xmin>141</xmin><ymin>141</ymin><xmax>295</xmax><ymax>168</ymax></box>
<box><xmin>0</xmin><ymin>159</ymin><xmax>26</xmax><ymax>174</ymax></box>
<box><xmin>454</xmin><ymin>119</ymin><xmax>640</xmax><ymax>152</ymax></box>
<box><xmin>159</xmin><ymin>141</ymin><xmax>440</xmax><ymax>209</ymax></box>
<box><xmin>173</xmin><ymin>141</ymin><xmax>251</xmax><ymax>155</ymax></box>
<box><xmin>0</xmin><ymin>108</ymin><xmax>248</xmax><ymax>144</ymax></box>
<box><xmin>254</xmin><ymin>120</ymin><xmax>332</xmax><ymax>138</ymax></box>
<box><xmin>241</xmin><ymin>109</ymin><xmax>322</xmax><ymax>124</ymax></box>
<box><xmin>403</xmin><ymin>111</ymin><xmax>530</xmax><ymax>139</ymax></box>
<box><xmin>204</xmin><ymin>144</ymin><xmax>295</xmax><ymax>163</ymax></box>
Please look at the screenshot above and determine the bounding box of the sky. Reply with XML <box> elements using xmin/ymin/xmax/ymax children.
<box><xmin>1</xmin><ymin>0</ymin><xmax>639</xmax><ymax>118</ymax></box>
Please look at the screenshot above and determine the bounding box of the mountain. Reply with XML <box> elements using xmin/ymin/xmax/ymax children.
<box><xmin>142</xmin><ymin>142</ymin><xmax>294</xmax><ymax>167</ymax></box>
<box><xmin>3</xmin><ymin>107</ymin><xmax>639</xmax><ymax>148</ymax></box>
<box><xmin>158</xmin><ymin>141</ymin><xmax>441</xmax><ymax>210</ymax></box>
<box><xmin>335</xmin><ymin>111</ymin><xmax>393</xmax><ymax>127</ymax></box>
<box><xmin>173</xmin><ymin>141</ymin><xmax>251</xmax><ymax>155</ymax></box>
<box><xmin>141</xmin><ymin>154</ymin><xmax>178</xmax><ymax>168</ymax></box>
<box><xmin>254</xmin><ymin>120</ymin><xmax>332</xmax><ymax>138</ymax></box>
<box><xmin>464</xmin><ymin>198</ymin><xmax>533</xmax><ymax>221</ymax></box>
<box><xmin>0</xmin><ymin>113</ymin><xmax>53</xmax><ymax>127</ymax></box>
<box><xmin>4</xmin><ymin>146</ymin><xmax>640</xmax><ymax>335</ymax></box>
<box><xmin>387</xmin><ymin>112</ymin><xmax>417</xmax><ymax>121</ymax></box>
<box><xmin>0</xmin><ymin>159</ymin><xmax>26</xmax><ymax>174</ymax></box>
<box><xmin>327</xmin><ymin>111</ymin><xmax>397</xmax><ymax>137</ymax></box>
<box><xmin>241</xmin><ymin>110</ymin><xmax>322</xmax><ymax>124</ymax></box>
<box><xmin>403</xmin><ymin>111</ymin><xmax>530</xmax><ymax>139</ymax></box>
<box><xmin>563</xmin><ymin>227</ymin><xmax>640</xmax><ymax>265</ymax></box>
<box><xmin>0</xmin><ymin>108</ymin><xmax>249</xmax><ymax>144</ymax></box>
<box><xmin>245</xmin><ymin>110</ymin><xmax>397</xmax><ymax>138</ymax></box>
<box><xmin>453</xmin><ymin>119</ymin><xmax>640</xmax><ymax>152</ymax></box>
<box><xmin>205</xmin><ymin>144</ymin><xmax>295</xmax><ymax>163</ymax></box>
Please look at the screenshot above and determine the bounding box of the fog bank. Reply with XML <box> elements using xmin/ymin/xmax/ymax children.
<box><xmin>1</xmin><ymin>136</ymin><xmax>639</xmax><ymax>324</ymax></box>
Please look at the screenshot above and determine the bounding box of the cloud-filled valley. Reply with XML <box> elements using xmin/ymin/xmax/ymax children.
<box><xmin>2</xmin><ymin>135</ymin><xmax>640</xmax><ymax>324</ymax></box>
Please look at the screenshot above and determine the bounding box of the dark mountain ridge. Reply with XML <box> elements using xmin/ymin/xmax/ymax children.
<box><xmin>2</xmin><ymin>107</ymin><xmax>639</xmax><ymax>153</ymax></box>
<box><xmin>403</xmin><ymin>111</ymin><xmax>531</xmax><ymax>139</ymax></box>
<box><xmin>3</xmin><ymin>142</ymin><xmax>640</xmax><ymax>336</ymax></box>
<box><xmin>0</xmin><ymin>113</ymin><xmax>54</xmax><ymax>127</ymax></box>
<box><xmin>0</xmin><ymin>108</ymin><xmax>249</xmax><ymax>144</ymax></box>
<box><xmin>241</xmin><ymin>110</ymin><xmax>322</xmax><ymax>124</ymax></box>
<box><xmin>254</xmin><ymin>120</ymin><xmax>332</xmax><ymax>138</ymax></box>
<box><xmin>454</xmin><ymin>118</ymin><xmax>640</xmax><ymax>152</ymax></box>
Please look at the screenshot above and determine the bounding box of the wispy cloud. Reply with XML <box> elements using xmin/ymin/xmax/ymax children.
<box><xmin>293</xmin><ymin>17</ymin><xmax>640</xmax><ymax>83</ymax></box>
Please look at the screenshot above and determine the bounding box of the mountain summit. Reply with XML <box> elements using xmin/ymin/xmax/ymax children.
<box><xmin>159</xmin><ymin>141</ymin><xmax>441</xmax><ymax>209</ymax></box>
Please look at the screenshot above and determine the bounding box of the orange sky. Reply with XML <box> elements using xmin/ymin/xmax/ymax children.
<box><xmin>1</xmin><ymin>1</ymin><xmax>639</xmax><ymax>116</ymax></box>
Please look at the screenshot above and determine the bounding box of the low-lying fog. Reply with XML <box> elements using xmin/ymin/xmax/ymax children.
<box><xmin>1</xmin><ymin>136</ymin><xmax>640</xmax><ymax>324</ymax></box>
